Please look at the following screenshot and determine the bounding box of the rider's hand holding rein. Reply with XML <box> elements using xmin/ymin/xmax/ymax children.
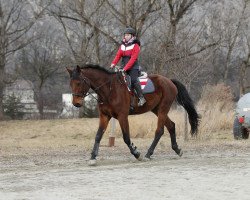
<box><xmin>110</xmin><ymin>64</ymin><xmax>120</xmax><ymax>73</ymax></box>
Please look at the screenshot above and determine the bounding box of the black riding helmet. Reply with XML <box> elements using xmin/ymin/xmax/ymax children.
<box><xmin>124</xmin><ymin>27</ymin><xmax>136</xmax><ymax>36</ymax></box>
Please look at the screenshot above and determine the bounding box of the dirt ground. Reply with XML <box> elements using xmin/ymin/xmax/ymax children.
<box><xmin>0</xmin><ymin>118</ymin><xmax>249</xmax><ymax>200</ymax></box>
<box><xmin>1</xmin><ymin>135</ymin><xmax>250</xmax><ymax>200</ymax></box>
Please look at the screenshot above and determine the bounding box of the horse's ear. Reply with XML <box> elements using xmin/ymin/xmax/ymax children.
<box><xmin>76</xmin><ymin>65</ymin><xmax>81</xmax><ymax>73</ymax></box>
<box><xmin>66</xmin><ymin>67</ymin><xmax>73</xmax><ymax>77</ymax></box>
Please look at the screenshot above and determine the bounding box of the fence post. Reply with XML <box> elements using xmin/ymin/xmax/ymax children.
<box><xmin>108</xmin><ymin>118</ymin><xmax>116</xmax><ymax>147</ymax></box>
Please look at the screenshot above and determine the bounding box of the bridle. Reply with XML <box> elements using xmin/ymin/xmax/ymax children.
<box><xmin>72</xmin><ymin>74</ymin><xmax>113</xmax><ymax>104</ymax></box>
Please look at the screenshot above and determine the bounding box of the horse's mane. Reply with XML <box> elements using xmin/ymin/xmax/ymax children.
<box><xmin>80</xmin><ymin>64</ymin><xmax>115</xmax><ymax>74</ymax></box>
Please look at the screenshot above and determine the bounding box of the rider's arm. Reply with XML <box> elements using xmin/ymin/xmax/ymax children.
<box><xmin>111</xmin><ymin>47</ymin><xmax>123</xmax><ymax>66</ymax></box>
<box><xmin>123</xmin><ymin>44</ymin><xmax>140</xmax><ymax>71</ymax></box>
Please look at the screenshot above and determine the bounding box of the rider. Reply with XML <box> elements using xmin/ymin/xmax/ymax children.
<box><xmin>110</xmin><ymin>27</ymin><xmax>146</xmax><ymax>106</ymax></box>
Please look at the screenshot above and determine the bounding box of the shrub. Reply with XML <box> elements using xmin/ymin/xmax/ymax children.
<box><xmin>79</xmin><ymin>95</ymin><xmax>98</xmax><ymax>118</ymax></box>
<box><xmin>197</xmin><ymin>83</ymin><xmax>235</xmax><ymax>136</ymax></box>
<box><xmin>3</xmin><ymin>94</ymin><xmax>24</xmax><ymax>119</ymax></box>
<box><xmin>198</xmin><ymin>83</ymin><xmax>234</xmax><ymax>112</ymax></box>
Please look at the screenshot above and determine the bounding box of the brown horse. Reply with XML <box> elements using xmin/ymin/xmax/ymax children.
<box><xmin>67</xmin><ymin>64</ymin><xmax>199</xmax><ymax>165</ymax></box>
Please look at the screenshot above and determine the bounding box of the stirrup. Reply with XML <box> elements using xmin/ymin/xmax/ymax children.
<box><xmin>138</xmin><ymin>97</ymin><xmax>146</xmax><ymax>106</ymax></box>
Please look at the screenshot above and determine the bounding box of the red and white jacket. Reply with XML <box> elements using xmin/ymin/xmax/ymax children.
<box><xmin>111</xmin><ymin>39</ymin><xmax>140</xmax><ymax>71</ymax></box>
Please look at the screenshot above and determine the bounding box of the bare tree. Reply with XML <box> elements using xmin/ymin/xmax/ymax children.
<box><xmin>167</xmin><ymin>0</ymin><xmax>199</xmax><ymax>44</ymax></box>
<box><xmin>104</xmin><ymin>0</ymin><xmax>161</xmax><ymax>38</ymax></box>
<box><xmin>222</xmin><ymin>0</ymin><xmax>248</xmax><ymax>82</ymax></box>
<box><xmin>0</xmin><ymin>0</ymin><xmax>49</xmax><ymax>120</ymax></box>
<box><xmin>51</xmin><ymin>0</ymin><xmax>162</xmax><ymax>65</ymax></box>
<box><xmin>240</xmin><ymin>50</ymin><xmax>250</xmax><ymax>95</ymax></box>
<box><xmin>143</xmin><ymin>0</ymin><xmax>218</xmax><ymax>77</ymax></box>
<box><xmin>239</xmin><ymin>0</ymin><xmax>250</xmax><ymax>95</ymax></box>
<box><xmin>50</xmin><ymin>0</ymin><xmax>108</xmax><ymax>64</ymax></box>
<box><xmin>17</xmin><ymin>29</ymin><xmax>64</xmax><ymax>119</ymax></box>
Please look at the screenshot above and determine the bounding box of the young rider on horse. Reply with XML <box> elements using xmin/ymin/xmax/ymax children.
<box><xmin>110</xmin><ymin>27</ymin><xmax>146</xmax><ymax>106</ymax></box>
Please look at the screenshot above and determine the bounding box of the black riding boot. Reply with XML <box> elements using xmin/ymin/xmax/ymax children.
<box><xmin>134</xmin><ymin>81</ymin><xmax>146</xmax><ymax>106</ymax></box>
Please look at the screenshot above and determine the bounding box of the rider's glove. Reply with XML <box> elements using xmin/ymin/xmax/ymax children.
<box><xmin>110</xmin><ymin>63</ymin><xmax>115</xmax><ymax>68</ymax></box>
<box><xmin>119</xmin><ymin>68</ymin><xmax>126</xmax><ymax>75</ymax></box>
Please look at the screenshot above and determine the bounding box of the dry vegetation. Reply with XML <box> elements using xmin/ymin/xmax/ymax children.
<box><xmin>196</xmin><ymin>83</ymin><xmax>235</xmax><ymax>139</ymax></box>
<box><xmin>0</xmin><ymin>84</ymin><xmax>249</xmax><ymax>157</ymax></box>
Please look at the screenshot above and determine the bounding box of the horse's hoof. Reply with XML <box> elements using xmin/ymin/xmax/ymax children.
<box><xmin>178</xmin><ymin>149</ymin><xmax>183</xmax><ymax>157</ymax></box>
<box><xmin>143</xmin><ymin>156</ymin><xmax>151</xmax><ymax>162</ymax></box>
<box><xmin>88</xmin><ymin>159</ymin><xmax>97</xmax><ymax>166</ymax></box>
<box><xmin>137</xmin><ymin>153</ymin><xmax>143</xmax><ymax>161</ymax></box>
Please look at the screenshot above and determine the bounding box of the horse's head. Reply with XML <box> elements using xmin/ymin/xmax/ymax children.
<box><xmin>66</xmin><ymin>65</ymin><xmax>91</xmax><ymax>107</ymax></box>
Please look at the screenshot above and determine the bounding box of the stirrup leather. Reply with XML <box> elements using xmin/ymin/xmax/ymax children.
<box><xmin>138</xmin><ymin>97</ymin><xmax>146</xmax><ymax>106</ymax></box>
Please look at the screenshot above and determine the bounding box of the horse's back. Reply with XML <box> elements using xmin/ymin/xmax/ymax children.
<box><xmin>148</xmin><ymin>74</ymin><xmax>178</xmax><ymax>97</ymax></box>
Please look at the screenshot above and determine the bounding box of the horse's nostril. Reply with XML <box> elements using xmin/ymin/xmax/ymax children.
<box><xmin>74</xmin><ymin>103</ymin><xmax>82</xmax><ymax>107</ymax></box>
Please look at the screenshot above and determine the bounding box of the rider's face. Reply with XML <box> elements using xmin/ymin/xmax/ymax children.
<box><xmin>124</xmin><ymin>34</ymin><xmax>132</xmax><ymax>42</ymax></box>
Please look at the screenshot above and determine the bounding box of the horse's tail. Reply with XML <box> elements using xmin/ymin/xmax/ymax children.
<box><xmin>171</xmin><ymin>79</ymin><xmax>200</xmax><ymax>135</ymax></box>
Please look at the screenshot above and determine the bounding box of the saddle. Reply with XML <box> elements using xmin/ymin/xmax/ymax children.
<box><xmin>124</xmin><ymin>71</ymin><xmax>155</xmax><ymax>94</ymax></box>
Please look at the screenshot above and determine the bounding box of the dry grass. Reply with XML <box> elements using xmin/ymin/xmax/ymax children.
<box><xmin>0</xmin><ymin>118</ymin><xmax>99</xmax><ymax>155</ymax></box>
<box><xmin>0</xmin><ymin>112</ymin><xmax>248</xmax><ymax>157</ymax></box>
<box><xmin>196</xmin><ymin>83</ymin><xmax>235</xmax><ymax>139</ymax></box>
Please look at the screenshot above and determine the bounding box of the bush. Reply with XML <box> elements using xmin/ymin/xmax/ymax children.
<box><xmin>197</xmin><ymin>83</ymin><xmax>235</xmax><ymax>136</ymax></box>
<box><xmin>79</xmin><ymin>95</ymin><xmax>98</xmax><ymax>118</ymax></box>
<box><xmin>198</xmin><ymin>83</ymin><xmax>234</xmax><ymax>112</ymax></box>
<box><xmin>3</xmin><ymin>94</ymin><xmax>24</xmax><ymax>119</ymax></box>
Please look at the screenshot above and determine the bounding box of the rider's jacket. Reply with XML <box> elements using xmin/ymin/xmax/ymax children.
<box><xmin>111</xmin><ymin>39</ymin><xmax>140</xmax><ymax>71</ymax></box>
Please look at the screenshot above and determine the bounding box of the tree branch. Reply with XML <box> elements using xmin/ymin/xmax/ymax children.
<box><xmin>58</xmin><ymin>14</ymin><xmax>119</xmax><ymax>45</ymax></box>
<box><xmin>104</xmin><ymin>0</ymin><xmax>126</xmax><ymax>25</ymax></box>
<box><xmin>166</xmin><ymin>41</ymin><xmax>220</xmax><ymax>62</ymax></box>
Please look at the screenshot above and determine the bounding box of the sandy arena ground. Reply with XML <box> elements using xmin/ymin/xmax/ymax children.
<box><xmin>0</xmin><ymin>136</ymin><xmax>250</xmax><ymax>200</ymax></box>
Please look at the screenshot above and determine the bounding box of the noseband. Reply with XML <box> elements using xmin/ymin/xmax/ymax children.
<box><xmin>72</xmin><ymin>76</ymin><xmax>90</xmax><ymax>98</ymax></box>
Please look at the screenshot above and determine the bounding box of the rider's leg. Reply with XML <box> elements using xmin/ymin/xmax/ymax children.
<box><xmin>134</xmin><ymin>81</ymin><xmax>146</xmax><ymax>106</ymax></box>
<box><xmin>127</xmin><ymin>69</ymin><xmax>146</xmax><ymax>106</ymax></box>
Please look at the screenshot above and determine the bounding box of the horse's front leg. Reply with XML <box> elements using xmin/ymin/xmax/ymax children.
<box><xmin>118</xmin><ymin>115</ymin><xmax>142</xmax><ymax>160</ymax></box>
<box><xmin>89</xmin><ymin>113</ymin><xmax>110</xmax><ymax>165</ymax></box>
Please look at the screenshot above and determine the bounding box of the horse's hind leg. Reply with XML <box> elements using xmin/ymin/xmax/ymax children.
<box><xmin>145</xmin><ymin>113</ymin><xmax>182</xmax><ymax>159</ymax></box>
<box><xmin>165</xmin><ymin>116</ymin><xmax>183</xmax><ymax>157</ymax></box>
<box><xmin>145</xmin><ymin>113</ymin><xmax>165</xmax><ymax>159</ymax></box>
<box><xmin>117</xmin><ymin>115</ymin><xmax>142</xmax><ymax>160</ymax></box>
<box><xmin>90</xmin><ymin>113</ymin><xmax>111</xmax><ymax>162</ymax></box>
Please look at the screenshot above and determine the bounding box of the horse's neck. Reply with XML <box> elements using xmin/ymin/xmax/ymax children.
<box><xmin>82</xmin><ymin>69</ymin><xmax>111</xmax><ymax>96</ymax></box>
<box><xmin>83</xmin><ymin>69</ymin><xmax>110</xmax><ymax>85</ymax></box>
